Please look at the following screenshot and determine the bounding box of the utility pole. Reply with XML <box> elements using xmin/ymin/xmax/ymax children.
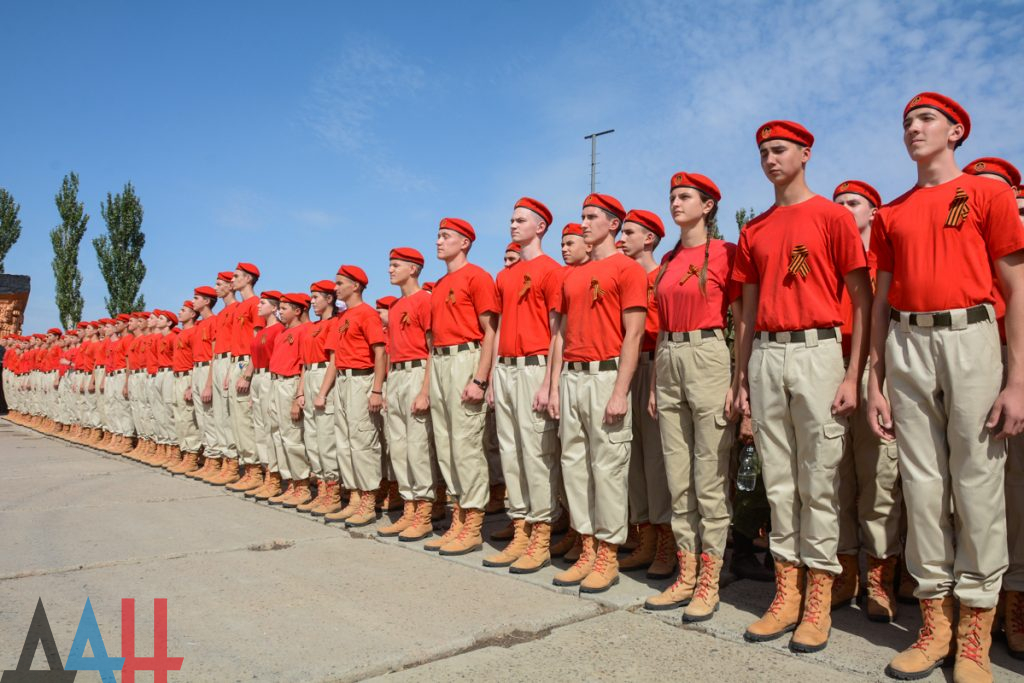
<box><xmin>584</xmin><ymin>129</ymin><xmax>615</xmax><ymax>193</ymax></box>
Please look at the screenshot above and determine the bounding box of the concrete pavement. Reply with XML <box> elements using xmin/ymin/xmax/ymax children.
<box><xmin>1</xmin><ymin>419</ymin><xmax>1021</xmax><ymax>682</ymax></box>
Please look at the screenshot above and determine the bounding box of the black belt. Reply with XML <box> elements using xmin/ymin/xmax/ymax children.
<box><xmin>233</xmin><ymin>354</ymin><xmax>250</xmax><ymax>360</ymax></box>
<box><xmin>271</xmin><ymin>372</ymin><xmax>299</xmax><ymax>380</ymax></box>
<box><xmin>759</xmin><ymin>328</ymin><xmax>839</xmax><ymax>343</ymax></box>
<box><xmin>254</xmin><ymin>368</ymin><xmax>268</xmax><ymax>375</ymax></box>
<box><xmin>433</xmin><ymin>341</ymin><xmax>480</xmax><ymax>356</ymax></box>
<box><xmin>158</xmin><ymin>367</ymin><xmax>172</xmax><ymax>372</ymax></box>
<box><xmin>214</xmin><ymin>352</ymin><xmax>231</xmax><ymax>359</ymax></box>
<box><xmin>566</xmin><ymin>359</ymin><xmax>618</xmax><ymax>372</ymax></box>
<box><xmin>94</xmin><ymin>365</ymin><xmax>105</xmax><ymax>369</ymax></box>
<box><xmin>174</xmin><ymin>370</ymin><xmax>191</xmax><ymax>377</ymax></box>
<box><xmin>304</xmin><ymin>361</ymin><xmax>328</xmax><ymax>370</ymax></box>
<box><xmin>109</xmin><ymin>369</ymin><xmax>126</xmax><ymax>375</ymax></box>
<box><xmin>498</xmin><ymin>355</ymin><xmax>546</xmax><ymax>367</ymax></box>
<box><xmin>890</xmin><ymin>304</ymin><xmax>991</xmax><ymax>328</ymax></box>
<box><xmin>391</xmin><ymin>359</ymin><xmax>425</xmax><ymax>371</ymax></box>
<box><xmin>195</xmin><ymin>361</ymin><xmax>211</xmax><ymax>367</ymax></box>
<box><xmin>665</xmin><ymin>329</ymin><xmax>719</xmax><ymax>343</ymax></box>
<box><xmin>339</xmin><ymin>367</ymin><xmax>374</xmax><ymax>376</ymax></box>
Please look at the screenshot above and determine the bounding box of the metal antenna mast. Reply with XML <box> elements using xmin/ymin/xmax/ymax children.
<box><xmin>584</xmin><ymin>129</ymin><xmax>615</xmax><ymax>193</ymax></box>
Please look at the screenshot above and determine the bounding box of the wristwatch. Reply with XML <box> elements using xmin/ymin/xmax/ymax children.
<box><xmin>472</xmin><ymin>378</ymin><xmax>489</xmax><ymax>391</ymax></box>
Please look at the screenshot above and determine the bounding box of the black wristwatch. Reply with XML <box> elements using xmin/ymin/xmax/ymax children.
<box><xmin>472</xmin><ymin>378</ymin><xmax>489</xmax><ymax>391</ymax></box>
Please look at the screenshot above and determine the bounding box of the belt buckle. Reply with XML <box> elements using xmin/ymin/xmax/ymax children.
<box><xmin>917</xmin><ymin>313</ymin><xmax>934</xmax><ymax>328</ymax></box>
<box><xmin>776</xmin><ymin>331</ymin><xmax>791</xmax><ymax>343</ymax></box>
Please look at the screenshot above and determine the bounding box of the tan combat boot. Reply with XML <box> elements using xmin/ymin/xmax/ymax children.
<box><xmin>885</xmin><ymin>597</ymin><xmax>955</xmax><ymax>679</ymax></box>
<box><xmin>148</xmin><ymin>444</ymin><xmax>170</xmax><ymax>467</ymax></box>
<box><xmin>647</xmin><ymin>524</ymin><xmax>678</xmax><ymax>579</ymax></box>
<box><xmin>345</xmin><ymin>490</ymin><xmax>380</xmax><ymax>526</ymax></box>
<box><xmin>484</xmin><ymin>483</ymin><xmax>507</xmax><ymax>514</ymax></box>
<box><xmin>744</xmin><ymin>561</ymin><xmax>806</xmax><ymax>642</ymax></box>
<box><xmin>325</xmin><ymin>489</ymin><xmax>364</xmax><ymax>524</ymax></box>
<box><xmin>310</xmin><ymin>481</ymin><xmax>342</xmax><ymax>516</ymax></box>
<box><xmin>618</xmin><ymin>522</ymin><xmax>656</xmax><ymax>571</ymax></box>
<box><xmin>268</xmin><ymin>480</ymin><xmax>295</xmax><ymax>505</ymax></box>
<box><xmin>240</xmin><ymin>464</ymin><xmax>265</xmax><ymax>492</ymax></box>
<box><xmin>162</xmin><ymin>446</ymin><xmax>183</xmax><ymax>470</ymax></box>
<box><xmin>1007</xmin><ymin>590</ymin><xmax>1024</xmax><ymax>660</ymax></box>
<box><xmin>399</xmin><ymin>500</ymin><xmax>435</xmax><ymax>542</ymax></box>
<box><xmin>209</xmin><ymin>458</ymin><xmax>241</xmax><ymax>486</ymax></box>
<box><xmin>378</xmin><ymin>500</ymin><xmax>417</xmax><ymax>537</ymax></box>
<box><xmin>227</xmin><ymin>464</ymin><xmax>257</xmax><ymax>492</ymax></box>
<box><xmin>645</xmin><ymin>550</ymin><xmax>698</xmax><ymax>610</ymax></box>
<box><xmin>865</xmin><ymin>555</ymin><xmax>898</xmax><ymax>623</ymax></box>
<box><xmin>831</xmin><ymin>552</ymin><xmax>860</xmax><ymax>608</ymax></box>
<box><xmin>296</xmin><ymin>478</ymin><xmax>325</xmax><ymax>511</ymax></box>
<box><xmin>424</xmin><ymin>503</ymin><xmax>463</xmax><ymax>551</ymax></box>
<box><xmin>170</xmin><ymin>452</ymin><xmax>200</xmax><ymax>475</ymax></box>
<box><xmin>683</xmin><ymin>553</ymin><xmax>725</xmax><ymax>622</ymax></box>
<box><xmin>552</xmin><ymin>535</ymin><xmax>597</xmax><ymax>587</ymax></box>
<box><xmin>195</xmin><ymin>457</ymin><xmax>223</xmax><ymax>481</ymax></box>
<box><xmin>483</xmin><ymin>519</ymin><xmax>531</xmax><ymax>567</ymax></box>
<box><xmin>791</xmin><ymin>568</ymin><xmax>835</xmax><ymax>652</ymax></box>
<box><xmin>281</xmin><ymin>479</ymin><xmax>312</xmax><ymax>508</ymax></box>
<box><xmin>510</xmin><ymin>522</ymin><xmax>551</xmax><ymax>574</ymax></box>
<box><xmin>581</xmin><ymin>541</ymin><xmax>620</xmax><ymax>593</ymax></box>
<box><xmin>439</xmin><ymin>508</ymin><xmax>485</xmax><ymax>555</ymax></box>
<box><xmin>550</xmin><ymin>527</ymin><xmax>579</xmax><ymax>559</ymax></box>
<box><xmin>252</xmin><ymin>471</ymin><xmax>283</xmax><ymax>500</ymax></box>
<box><xmin>186</xmin><ymin>456</ymin><xmax>215</xmax><ymax>479</ymax></box>
<box><xmin>490</xmin><ymin>520</ymin><xmax>516</xmax><ymax>542</ymax></box>
<box><xmin>953</xmin><ymin>605</ymin><xmax>996</xmax><ymax>683</ymax></box>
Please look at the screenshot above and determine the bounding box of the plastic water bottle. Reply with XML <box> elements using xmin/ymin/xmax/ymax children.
<box><xmin>736</xmin><ymin>443</ymin><xmax>759</xmax><ymax>492</ymax></box>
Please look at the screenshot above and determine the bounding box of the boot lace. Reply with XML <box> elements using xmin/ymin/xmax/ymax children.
<box><xmin>668</xmin><ymin>552</ymin><xmax>691</xmax><ymax>592</ymax></box>
<box><xmin>766</xmin><ymin>565</ymin><xmax>792</xmax><ymax>617</ymax></box>
<box><xmin>911</xmin><ymin>599</ymin><xmax>940</xmax><ymax>651</ymax></box>
<box><xmin>589</xmin><ymin>543</ymin><xmax>609</xmax><ymax>574</ymax></box>
<box><xmin>693</xmin><ymin>554</ymin><xmax>716</xmax><ymax>602</ymax></box>
<box><xmin>802</xmin><ymin>573</ymin><xmax>827</xmax><ymax>625</ymax></box>
<box><xmin>959</xmin><ymin>607</ymin><xmax>984</xmax><ymax>665</ymax></box>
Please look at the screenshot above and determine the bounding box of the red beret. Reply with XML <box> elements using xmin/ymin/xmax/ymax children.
<box><xmin>439</xmin><ymin>217</ymin><xmax>475</xmax><ymax>242</ymax></box>
<box><xmin>87</xmin><ymin>321</ymin><xmax>100</xmax><ymax>328</ymax></box>
<box><xmin>159</xmin><ymin>310</ymin><xmax>179</xmax><ymax>325</ymax></box>
<box><xmin>310</xmin><ymin>280</ymin><xmax>336</xmax><ymax>294</ymax></box>
<box><xmin>963</xmin><ymin>157</ymin><xmax>1021</xmax><ymax>187</ymax></box>
<box><xmin>904</xmin><ymin>92</ymin><xmax>971</xmax><ymax>142</ymax></box>
<box><xmin>623</xmin><ymin>209</ymin><xmax>665</xmax><ymax>238</ymax></box>
<box><xmin>562</xmin><ymin>223</ymin><xmax>584</xmax><ymax>237</ymax></box>
<box><xmin>390</xmin><ymin>247</ymin><xmax>424</xmax><ymax>266</ymax></box>
<box><xmin>236</xmin><ymin>262</ymin><xmax>260</xmax><ymax>278</ymax></box>
<box><xmin>583</xmin><ymin>193</ymin><xmax>626</xmax><ymax>221</ymax></box>
<box><xmin>216</xmin><ymin>271</ymin><xmax>235</xmax><ymax>282</ymax></box>
<box><xmin>670</xmin><ymin>172</ymin><xmax>722</xmax><ymax>202</ymax></box>
<box><xmin>64</xmin><ymin>331</ymin><xmax>76</xmax><ymax>337</ymax></box>
<box><xmin>130</xmin><ymin>312</ymin><xmax>148</xmax><ymax>320</ymax></box>
<box><xmin>833</xmin><ymin>180</ymin><xmax>882</xmax><ymax>208</ymax></box>
<box><xmin>375</xmin><ymin>295</ymin><xmax>398</xmax><ymax>310</ymax></box>
<box><xmin>33</xmin><ymin>333</ymin><xmax>46</xmax><ymax>339</ymax></box>
<box><xmin>76</xmin><ymin>322</ymin><xmax>89</xmax><ymax>328</ymax></box>
<box><xmin>116</xmin><ymin>313</ymin><xmax>131</xmax><ymax>322</ymax></box>
<box><xmin>615</xmin><ymin>239</ymin><xmax>625</xmax><ymax>248</ymax></box>
<box><xmin>260</xmin><ymin>290</ymin><xmax>283</xmax><ymax>301</ymax></box>
<box><xmin>337</xmin><ymin>265</ymin><xmax>369</xmax><ymax>287</ymax></box>
<box><xmin>99</xmin><ymin>318</ymin><xmax>116</xmax><ymax>325</ymax></box>
<box><xmin>423</xmin><ymin>282</ymin><xmax>435</xmax><ymax>292</ymax></box>
<box><xmin>505</xmin><ymin>242</ymin><xmax>522</xmax><ymax>252</ymax></box>
<box><xmin>194</xmin><ymin>286</ymin><xmax>217</xmax><ymax>299</ymax></box>
<box><xmin>47</xmin><ymin>328</ymin><xmax>62</xmax><ymax>336</ymax></box>
<box><xmin>281</xmin><ymin>292</ymin><xmax>311</xmax><ymax>309</ymax></box>
<box><xmin>757</xmin><ymin>120</ymin><xmax>814</xmax><ymax>148</ymax></box>
<box><xmin>514</xmin><ymin>197</ymin><xmax>553</xmax><ymax>226</ymax></box>
<box><xmin>182</xmin><ymin>301</ymin><xmax>194</xmax><ymax>310</ymax></box>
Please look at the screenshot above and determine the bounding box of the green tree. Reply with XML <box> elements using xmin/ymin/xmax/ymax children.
<box><xmin>735</xmin><ymin>207</ymin><xmax>757</xmax><ymax>232</ymax></box>
<box><xmin>0</xmin><ymin>188</ymin><xmax>22</xmax><ymax>273</ymax></box>
<box><xmin>50</xmin><ymin>172</ymin><xmax>89</xmax><ymax>328</ymax></box>
<box><xmin>94</xmin><ymin>182</ymin><xmax>146</xmax><ymax>315</ymax></box>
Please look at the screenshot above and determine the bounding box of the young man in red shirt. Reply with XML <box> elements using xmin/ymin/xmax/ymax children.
<box><xmin>619</xmin><ymin>209</ymin><xmax>676</xmax><ymax>579</ymax></box>
<box><xmin>831</xmin><ymin>180</ymin><xmax>903</xmax><ymax>622</ymax></box>
<box><xmin>548</xmin><ymin>193</ymin><xmax>647</xmax><ymax>593</ymax></box>
<box><xmin>144</xmin><ymin>310</ymin><xmax>179</xmax><ymax>466</ymax></box>
<box><xmin>426</xmin><ymin>218</ymin><xmax>499</xmax><ymax>555</ymax></box>
<box><xmin>377</xmin><ymin>248</ymin><xmax>438</xmax><ymax>540</ymax></box>
<box><xmin>200</xmin><ymin>271</ymin><xmax>239</xmax><ymax>482</ymax></box>
<box><xmin>869</xmin><ymin>93</ymin><xmax>1024</xmax><ymax>680</ymax></box>
<box><xmin>100</xmin><ymin>315</ymin><xmax>132</xmax><ymax>454</ymax></box>
<box><xmin>185</xmin><ymin>287</ymin><xmax>220</xmax><ymax>479</ymax></box>
<box><xmin>267</xmin><ymin>293</ymin><xmax>313</xmax><ymax>507</ymax></box>
<box><xmin>246</xmin><ymin>291</ymin><xmax>286</xmax><ymax>499</ymax></box>
<box><xmin>484</xmin><ymin>198</ymin><xmax>562</xmax><ymax>573</ymax></box>
<box><xmin>734</xmin><ymin>121</ymin><xmax>871</xmax><ymax>652</ymax></box>
<box><xmin>318</xmin><ymin>266</ymin><xmax>387</xmax><ymax>527</ymax></box>
<box><xmin>165</xmin><ymin>302</ymin><xmax>201</xmax><ymax>473</ymax></box>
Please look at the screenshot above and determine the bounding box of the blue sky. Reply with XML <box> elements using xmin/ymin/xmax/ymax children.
<box><xmin>3</xmin><ymin>0</ymin><xmax>1023</xmax><ymax>332</ymax></box>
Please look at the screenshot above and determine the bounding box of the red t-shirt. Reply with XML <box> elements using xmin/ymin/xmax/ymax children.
<box><xmin>59</xmin><ymin>349</ymin><xmax>73</xmax><ymax>376</ymax></box>
<box><xmin>733</xmin><ymin>195</ymin><xmax>867</xmax><ymax>332</ymax></box>
<box><xmin>560</xmin><ymin>252</ymin><xmax>648</xmax><ymax>362</ymax></box>
<box><xmin>269</xmin><ymin>322</ymin><xmax>310</xmax><ymax>377</ymax></box>
<box><xmin>328</xmin><ymin>303</ymin><xmax>386</xmax><ymax>370</ymax></box>
<box><xmin>230</xmin><ymin>296</ymin><xmax>262</xmax><ymax>357</ymax></box>
<box><xmin>79</xmin><ymin>341</ymin><xmax>97</xmax><ymax>373</ymax></box>
<box><xmin>191</xmin><ymin>317</ymin><xmax>216</xmax><ymax>362</ymax></box>
<box><xmin>213</xmin><ymin>301</ymin><xmax>238</xmax><ymax>354</ymax></box>
<box><xmin>300</xmin><ymin>315</ymin><xmax>340</xmax><ymax>365</ymax></box>
<box><xmin>839</xmin><ymin>253</ymin><xmax>877</xmax><ymax>357</ymax></box>
<box><xmin>157</xmin><ymin>330</ymin><xmax>177</xmax><ymax>368</ymax></box>
<box><xmin>145</xmin><ymin>334</ymin><xmax>160</xmax><ymax>374</ymax></box>
<box><xmin>46</xmin><ymin>346</ymin><xmax>61</xmax><ymax>372</ymax></box>
<box><xmin>173</xmin><ymin>327</ymin><xmax>196</xmax><ymax>372</ymax></box>
<box><xmin>252</xmin><ymin>324</ymin><xmax>284</xmax><ymax>370</ymax></box>
<box><xmin>657</xmin><ymin>240</ymin><xmax>741</xmax><ymax>333</ymax></box>
<box><xmin>430</xmin><ymin>263</ymin><xmax>498</xmax><ymax>347</ymax></box>
<box><xmin>496</xmin><ymin>254</ymin><xmax>562</xmax><ymax>357</ymax></box>
<box><xmin>105</xmin><ymin>337</ymin><xmax>126</xmax><ymax>371</ymax></box>
<box><xmin>388</xmin><ymin>290</ymin><xmax>431</xmax><ymax>363</ymax></box>
<box><xmin>870</xmin><ymin>174</ymin><xmax>1024</xmax><ymax>312</ymax></box>
<box><xmin>641</xmin><ymin>267</ymin><xmax>660</xmax><ymax>352</ymax></box>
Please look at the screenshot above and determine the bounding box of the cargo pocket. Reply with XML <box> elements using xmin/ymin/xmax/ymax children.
<box><xmin>463</xmin><ymin>399</ymin><xmax>486</xmax><ymax>417</ymax></box>
<box><xmin>532</xmin><ymin>411</ymin><xmax>558</xmax><ymax>432</ymax></box>
<box><xmin>817</xmin><ymin>420</ymin><xmax>847</xmax><ymax>470</ymax></box>
<box><xmin>604</xmin><ymin>415</ymin><xmax>633</xmax><ymax>444</ymax></box>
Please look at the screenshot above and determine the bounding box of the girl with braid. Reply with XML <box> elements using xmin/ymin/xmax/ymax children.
<box><xmin>642</xmin><ymin>172</ymin><xmax>740</xmax><ymax>623</ymax></box>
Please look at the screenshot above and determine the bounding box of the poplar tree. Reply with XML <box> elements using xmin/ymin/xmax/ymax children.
<box><xmin>50</xmin><ymin>173</ymin><xmax>89</xmax><ymax>328</ymax></box>
<box><xmin>0</xmin><ymin>188</ymin><xmax>21</xmax><ymax>273</ymax></box>
<box><xmin>94</xmin><ymin>182</ymin><xmax>146</xmax><ymax>314</ymax></box>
